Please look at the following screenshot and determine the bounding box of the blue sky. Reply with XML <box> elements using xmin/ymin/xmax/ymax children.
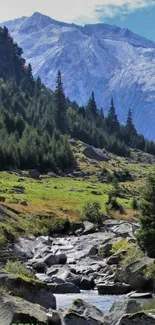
<box><xmin>102</xmin><ymin>4</ymin><xmax>155</xmax><ymax>41</ymax></box>
<box><xmin>0</xmin><ymin>0</ymin><xmax>155</xmax><ymax>42</ymax></box>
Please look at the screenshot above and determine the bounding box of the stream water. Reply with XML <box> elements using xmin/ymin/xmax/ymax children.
<box><xmin>55</xmin><ymin>290</ymin><xmax>124</xmax><ymax>311</ymax></box>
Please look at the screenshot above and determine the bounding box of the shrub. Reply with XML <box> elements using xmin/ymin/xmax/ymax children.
<box><xmin>144</xmin><ymin>263</ymin><xmax>155</xmax><ymax>280</ymax></box>
<box><xmin>137</xmin><ymin>169</ymin><xmax>155</xmax><ymax>257</ymax></box>
<box><xmin>106</xmin><ymin>196</ymin><xmax>124</xmax><ymax>214</ymax></box>
<box><xmin>5</xmin><ymin>261</ymin><xmax>35</xmax><ymax>279</ymax></box>
<box><xmin>80</xmin><ymin>201</ymin><xmax>103</xmax><ymax>227</ymax></box>
<box><xmin>132</xmin><ymin>197</ymin><xmax>138</xmax><ymax>210</ymax></box>
<box><xmin>121</xmin><ymin>244</ymin><xmax>144</xmax><ymax>267</ymax></box>
<box><xmin>111</xmin><ymin>239</ymin><xmax>130</xmax><ymax>255</ymax></box>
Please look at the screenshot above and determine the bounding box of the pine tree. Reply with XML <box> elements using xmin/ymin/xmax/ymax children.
<box><xmin>137</xmin><ymin>169</ymin><xmax>155</xmax><ymax>257</ymax></box>
<box><xmin>106</xmin><ymin>97</ymin><xmax>120</xmax><ymax>132</ymax></box>
<box><xmin>100</xmin><ymin>107</ymin><xmax>104</xmax><ymax>119</ymax></box>
<box><xmin>54</xmin><ymin>70</ymin><xmax>67</xmax><ymax>133</ymax></box>
<box><xmin>87</xmin><ymin>91</ymin><xmax>97</xmax><ymax>118</ymax></box>
<box><xmin>125</xmin><ymin>108</ymin><xmax>137</xmax><ymax>135</ymax></box>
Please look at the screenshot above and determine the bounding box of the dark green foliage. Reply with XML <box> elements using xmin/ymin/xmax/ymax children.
<box><xmin>137</xmin><ymin>169</ymin><xmax>155</xmax><ymax>257</ymax></box>
<box><xmin>132</xmin><ymin>197</ymin><xmax>138</xmax><ymax>210</ymax></box>
<box><xmin>54</xmin><ymin>70</ymin><xmax>67</xmax><ymax>133</ymax></box>
<box><xmin>86</xmin><ymin>91</ymin><xmax>97</xmax><ymax>118</ymax></box>
<box><xmin>106</xmin><ymin>196</ymin><xmax>124</xmax><ymax>214</ymax></box>
<box><xmin>80</xmin><ymin>201</ymin><xmax>104</xmax><ymax>227</ymax></box>
<box><xmin>106</xmin><ymin>98</ymin><xmax>120</xmax><ymax>133</ymax></box>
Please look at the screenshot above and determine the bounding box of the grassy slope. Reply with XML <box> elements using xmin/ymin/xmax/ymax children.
<box><xmin>0</xmin><ymin>140</ymin><xmax>154</xmax><ymax>245</ymax></box>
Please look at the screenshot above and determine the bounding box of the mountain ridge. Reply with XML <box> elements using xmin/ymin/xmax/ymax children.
<box><xmin>1</xmin><ymin>12</ymin><xmax>155</xmax><ymax>139</ymax></box>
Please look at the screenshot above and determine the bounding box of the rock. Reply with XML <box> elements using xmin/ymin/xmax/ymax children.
<box><xmin>43</xmin><ymin>253</ymin><xmax>67</xmax><ymax>267</ymax></box>
<box><xmin>20</xmin><ymin>200</ymin><xmax>28</xmax><ymax>206</ymax></box>
<box><xmin>83</xmin><ymin>146</ymin><xmax>109</xmax><ymax>162</ymax></box>
<box><xmin>12</xmin><ymin>185</ymin><xmax>25</xmax><ymax>194</ymax></box>
<box><xmin>89</xmin><ymin>246</ymin><xmax>98</xmax><ymax>256</ymax></box>
<box><xmin>33</xmin><ymin>261</ymin><xmax>47</xmax><ymax>273</ymax></box>
<box><xmin>116</xmin><ymin>257</ymin><xmax>153</xmax><ymax>291</ymax></box>
<box><xmin>97</xmin><ymin>282</ymin><xmax>130</xmax><ymax>295</ymax></box>
<box><xmin>56</xmin><ymin>253</ymin><xmax>67</xmax><ymax>264</ymax></box>
<box><xmin>107</xmin><ymin>251</ymin><xmax>125</xmax><ymax>265</ymax></box>
<box><xmin>70</xmin><ymin>221</ymin><xmax>84</xmax><ymax>235</ymax></box>
<box><xmin>83</xmin><ymin>221</ymin><xmax>96</xmax><ymax>235</ymax></box>
<box><xmin>29</xmin><ymin>169</ymin><xmax>40</xmax><ymax>179</ymax></box>
<box><xmin>0</xmin><ymin>293</ymin><xmax>47</xmax><ymax>325</ymax></box>
<box><xmin>104</xmin><ymin>299</ymin><xmax>141</xmax><ymax>325</ymax></box>
<box><xmin>117</xmin><ymin>312</ymin><xmax>155</xmax><ymax>325</ymax></box>
<box><xmin>69</xmin><ymin>138</ymin><xmax>77</xmax><ymax>146</ymax></box>
<box><xmin>99</xmin><ymin>238</ymin><xmax>122</xmax><ymax>258</ymax></box>
<box><xmin>48</xmin><ymin>281</ymin><xmax>80</xmax><ymax>294</ymax></box>
<box><xmin>56</xmin><ymin>269</ymin><xmax>81</xmax><ymax>287</ymax></box>
<box><xmin>47</xmin><ymin>311</ymin><xmax>62</xmax><ymax>325</ymax></box>
<box><xmin>80</xmin><ymin>277</ymin><xmax>95</xmax><ymax>290</ymax></box>
<box><xmin>127</xmin><ymin>292</ymin><xmax>153</xmax><ymax>299</ymax></box>
<box><xmin>64</xmin><ymin>298</ymin><xmax>104</xmax><ymax>325</ymax></box>
<box><xmin>0</xmin><ymin>273</ymin><xmax>56</xmax><ymax>309</ymax></box>
<box><xmin>47</xmin><ymin>171</ymin><xmax>59</xmax><ymax>178</ymax></box>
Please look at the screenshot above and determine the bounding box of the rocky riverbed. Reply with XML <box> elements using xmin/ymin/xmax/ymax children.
<box><xmin>1</xmin><ymin>218</ymin><xmax>155</xmax><ymax>324</ymax></box>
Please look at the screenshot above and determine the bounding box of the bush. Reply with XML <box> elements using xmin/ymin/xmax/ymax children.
<box><xmin>144</xmin><ymin>263</ymin><xmax>155</xmax><ymax>280</ymax></box>
<box><xmin>80</xmin><ymin>201</ymin><xmax>103</xmax><ymax>227</ymax></box>
<box><xmin>137</xmin><ymin>169</ymin><xmax>155</xmax><ymax>257</ymax></box>
<box><xmin>132</xmin><ymin>197</ymin><xmax>138</xmax><ymax>210</ymax></box>
<box><xmin>121</xmin><ymin>244</ymin><xmax>144</xmax><ymax>267</ymax></box>
<box><xmin>111</xmin><ymin>239</ymin><xmax>130</xmax><ymax>255</ymax></box>
<box><xmin>106</xmin><ymin>196</ymin><xmax>124</xmax><ymax>214</ymax></box>
<box><xmin>5</xmin><ymin>261</ymin><xmax>35</xmax><ymax>279</ymax></box>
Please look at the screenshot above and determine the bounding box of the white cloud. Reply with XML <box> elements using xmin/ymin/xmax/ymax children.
<box><xmin>0</xmin><ymin>0</ymin><xmax>154</xmax><ymax>24</ymax></box>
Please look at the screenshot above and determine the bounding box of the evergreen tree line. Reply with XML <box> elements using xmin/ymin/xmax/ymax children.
<box><xmin>0</xmin><ymin>26</ymin><xmax>155</xmax><ymax>173</ymax></box>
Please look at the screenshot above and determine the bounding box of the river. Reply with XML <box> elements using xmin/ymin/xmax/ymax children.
<box><xmin>55</xmin><ymin>290</ymin><xmax>124</xmax><ymax>311</ymax></box>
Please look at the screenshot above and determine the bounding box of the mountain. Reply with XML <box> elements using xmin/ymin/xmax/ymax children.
<box><xmin>1</xmin><ymin>12</ymin><xmax>155</xmax><ymax>139</ymax></box>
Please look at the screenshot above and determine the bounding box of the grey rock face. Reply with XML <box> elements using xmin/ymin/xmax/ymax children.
<box><xmin>64</xmin><ymin>298</ymin><xmax>104</xmax><ymax>325</ymax></box>
<box><xmin>0</xmin><ymin>273</ymin><xmax>56</xmax><ymax>309</ymax></box>
<box><xmin>117</xmin><ymin>312</ymin><xmax>155</xmax><ymax>325</ymax></box>
<box><xmin>0</xmin><ymin>293</ymin><xmax>47</xmax><ymax>325</ymax></box>
<box><xmin>97</xmin><ymin>282</ymin><xmax>130</xmax><ymax>295</ymax></box>
<box><xmin>116</xmin><ymin>257</ymin><xmax>153</xmax><ymax>290</ymax></box>
<box><xmin>104</xmin><ymin>299</ymin><xmax>141</xmax><ymax>325</ymax></box>
<box><xmin>83</xmin><ymin>146</ymin><xmax>109</xmax><ymax>162</ymax></box>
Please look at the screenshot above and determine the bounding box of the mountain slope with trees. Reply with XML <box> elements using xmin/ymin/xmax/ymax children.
<box><xmin>2</xmin><ymin>12</ymin><xmax>155</xmax><ymax>139</ymax></box>
<box><xmin>0</xmin><ymin>26</ymin><xmax>155</xmax><ymax>174</ymax></box>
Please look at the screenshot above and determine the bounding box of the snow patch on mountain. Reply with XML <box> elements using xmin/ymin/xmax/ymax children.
<box><xmin>1</xmin><ymin>12</ymin><xmax>155</xmax><ymax>139</ymax></box>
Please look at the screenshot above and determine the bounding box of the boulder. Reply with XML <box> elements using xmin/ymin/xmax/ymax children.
<box><xmin>127</xmin><ymin>292</ymin><xmax>153</xmax><ymax>299</ymax></box>
<box><xmin>42</xmin><ymin>253</ymin><xmax>67</xmax><ymax>267</ymax></box>
<box><xmin>0</xmin><ymin>293</ymin><xmax>47</xmax><ymax>325</ymax></box>
<box><xmin>83</xmin><ymin>146</ymin><xmax>109</xmax><ymax>162</ymax></box>
<box><xmin>117</xmin><ymin>312</ymin><xmax>155</xmax><ymax>325</ymax></box>
<box><xmin>116</xmin><ymin>257</ymin><xmax>153</xmax><ymax>291</ymax></box>
<box><xmin>20</xmin><ymin>200</ymin><xmax>28</xmax><ymax>206</ymax></box>
<box><xmin>29</xmin><ymin>169</ymin><xmax>40</xmax><ymax>179</ymax></box>
<box><xmin>80</xmin><ymin>277</ymin><xmax>95</xmax><ymax>290</ymax></box>
<box><xmin>33</xmin><ymin>261</ymin><xmax>46</xmax><ymax>273</ymax></box>
<box><xmin>97</xmin><ymin>282</ymin><xmax>130</xmax><ymax>295</ymax></box>
<box><xmin>104</xmin><ymin>299</ymin><xmax>141</xmax><ymax>325</ymax></box>
<box><xmin>107</xmin><ymin>251</ymin><xmax>124</xmax><ymax>265</ymax></box>
<box><xmin>0</xmin><ymin>273</ymin><xmax>56</xmax><ymax>309</ymax></box>
<box><xmin>48</xmin><ymin>281</ymin><xmax>80</xmax><ymax>294</ymax></box>
<box><xmin>56</xmin><ymin>269</ymin><xmax>81</xmax><ymax>287</ymax></box>
<box><xmin>99</xmin><ymin>238</ymin><xmax>122</xmax><ymax>258</ymax></box>
<box><xmin>64</xmin><ymin>298</ymin><xmax>104</xmax><ymax>325</ymax></box>
<box><xmin>83</xmin><ymin>221</ymin><xmax>96</xmax><ymax>235</ymax></box>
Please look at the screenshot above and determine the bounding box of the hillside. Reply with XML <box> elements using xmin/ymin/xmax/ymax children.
<box><xmin>0</xmin><ymin>25</ymin><xmax>155</xmax><ymax>247</ymax></box>
<box><xmin>2</xmin><ymin>12</ymin><xmax>155</xmax><ymax>139</ymax></box>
